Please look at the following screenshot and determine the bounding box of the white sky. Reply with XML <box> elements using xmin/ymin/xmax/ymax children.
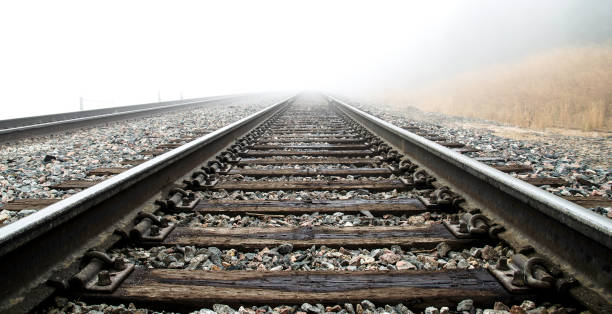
<box><xmin>1</xmin><ymin>0</ymin><xmax>608</xmax><ymax>119</ymax></box>
<box><xmin>0</xmin><ymin>1</ymin><xmax>461</xmax><ymax>119</ymax></box>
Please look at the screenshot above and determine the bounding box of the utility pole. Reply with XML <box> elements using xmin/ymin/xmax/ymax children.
<box><xmin>158</xmin><ymin>91</ymin><xmax>161</xmax><ymax>102</ymax></box>
<box><xmin>79</xmin><ymin>97</ymin><xmax>84</xmax><ymax>111</ymax></box>
<box><xmin>180</xmin><ymin>92</ymin><xmax>183</xmax><ymax>100</ymax></box>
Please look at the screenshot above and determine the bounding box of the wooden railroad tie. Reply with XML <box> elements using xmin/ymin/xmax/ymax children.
<box><xmin>192</xmin><ymin>198</ymin><xmax>429</xmax><ymax>215</ymax></box>
<box><xmin>49</xmin><ymin>180</ymin><xmax>101</xmax><ymax>190</ymax></box>
<box><xmin>227</xmin><ymin>167</ymin><xmax>396</xmax><ymax>177</ymax></box>
<box><xmin>240</xmin><ymin>150</ymin><xmax>374</xmax><ymax>158</ymax></box>
<box><xmin>259</xmin><ymin>137</ymin><xmax>365</xmax><ymax>144</ymax></box>
<box><xmin>520</xmin><ymin>177</ymin><xmax>568</xmax><ymax>187</ymax></box>
<box><xmin>154</xmin><ymin>224</ymin><xmax>475</xmax><ymax>249</ymax></box>
<box><xmin>238</xmin><ymin>158</ymin><xmax>377</xmax><ymax>166</ymax></box>
<box><xmin>249</xmin><ymin>144</ymin><xmax>370</xmax><ymax>150</ymax></box>
<box><xmin>79</xmin><ymin>269</ymin><xmax>514</xmax><ymax>311</ymax></box>
<box><xmin>210</xmin><ymin>179</ymin><xmax>410</xmax><ymax>192</ymax></box>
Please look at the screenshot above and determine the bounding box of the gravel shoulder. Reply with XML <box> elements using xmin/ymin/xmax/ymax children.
<box><xmin>349</xmin><ymin>102</ymin><xmax>612</xmax><ymax>218</ymax></box>
<box><xmin>0</xmin><ymin>96</ymin><xmax>283</xmax><ymax>225</ymax></box>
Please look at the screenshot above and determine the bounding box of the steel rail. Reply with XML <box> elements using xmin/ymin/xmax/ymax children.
<box><xmin>328</xmin><ymin>95</ymin><xmax>612</xmax><ymax>308</ymax></box>
<box><xmin>0</xmin><ymin>95</ymin><xmax>294</xmax><ymax>312</ymax></box>
<box><xmin>0</xmin><ymin>93</ymin><xmax>268</xmax><ymax>143</ymax></box>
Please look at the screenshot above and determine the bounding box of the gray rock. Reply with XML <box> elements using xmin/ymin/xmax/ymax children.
<box><xmin>344</xmin><ymin>303</ymin><xmax>356</xmax><ymax>314</ymax></box>
<box><xmin>384</xmin><ymin>305</ymin><xmax>396</xmax><ymax>313</ymax></box>
<box><xmin>425</xmin><ymin>306</ymin><xmax>439</xmax><ymax>314</ymax></box>
<box><xmin>520</xmin><ymin>300</ymin><xmax>536</xmax><ymax>311</ymax></box>
<box><xmin>355</xmin><ymin>304</ymin><xmax>363</xmax><ymax>314</ymax></box>
<box><xmin>301</xmin><ymin>303</ymin><xmax>323</xmax><ymax>314</ymax></box>
<box><xmin>436</xmin><ymin>242</ymin><xmax>451</xmax><ymax>257</ymax></box>
<box><xmin>457</xmin><ymin>299</ymin><xmax>474</xmax><ymax>312</ymax></box>
<box><xmin>208</xmin><ymin>246</ymin><xmax>222</xmax><ymax>256</ymax></box>
<box><xmin>186</xmin><ymin>254</ymin><xmax>207</xmax><ymax>270</ymax></box>
<box><xmin>184</xmin><ymin>246</ymin><xmax>196</xmax><ymax>260</ymax></box>
<box><xmin>469</xmin><ymin>247</ymin><xmax>482</xmax><ymax>258</ymax></box>
<box><xmin>168</xmin><ymin>261</ymin><xmax>184</xmax><ymax>269</ymax></box>
<box><xmin>360</xmin><ymin>300</ymin><xmax>375</xmax><ymax>311</ymax></box>
<box><xmin>481</xmin><ymin>245</ymin><xmax>498</xmax><ymax>260</ymax></box>
<box><xmin>395</xmin><ymin>303</ymin><xmax>413</xmax><ymax>314</ymax></box>
<box><xmin>457</xmin><ymin>259</ymin><xmax>470</xmax><ymax>269</ymax></box>
<box><xmin>212</xmin><ymin>304</ymin><xmax>236</xmax><ymax>314</ymax></box>
<box><xmin>370</xmin><ymin>249</ymin><xmax>383</xmax><ymax>258</ymax></box>
<box><xmin>493</xmin><ymin>302</ymin><xmax>509</xmax><ymax>311</ymax></box>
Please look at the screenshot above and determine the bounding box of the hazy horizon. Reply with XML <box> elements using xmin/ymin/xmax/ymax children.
<box><xmin>1</xmin><ymin>0</ymin><xmax>611</xmax><ymax>119</ymax></box>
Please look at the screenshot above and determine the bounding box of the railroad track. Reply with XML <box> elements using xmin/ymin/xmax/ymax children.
<box><xmin>0</xmin><ymin>95</ymin><xmax>610</xmax><ymax>313</ymax></box>
<box><xmin>0</xmin><ymin>93</ymin><xmax>265</xmax><ymax>144</ymax></box>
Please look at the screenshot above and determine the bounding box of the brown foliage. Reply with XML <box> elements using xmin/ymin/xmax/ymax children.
<box><xmin>382</xmin><ymin>45</ymin><xmax>612</xmax><ymax>131</ymax></box>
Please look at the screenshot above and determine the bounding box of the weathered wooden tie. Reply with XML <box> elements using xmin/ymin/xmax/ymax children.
<box><xmin>492</xmin><ymin>164</ymin><xmax>533</xmax><ymax>173</ymax></box>
<box><xmin>120</xmin><ymin>159</ymin><xmax>147</xmax><ymax>166</ymax></box>
<box><xmin>156</xmin><ymin>224</ymin><xmax>472</xmax><ymax>249</ymax></box>
<box><xmin>452</xmin><ymin>147</ymin><xmax>480</xmax><ymax>153</ymax></box>
<box><xmin>473</xmin><ymin>157</ymin><xmax>506</xmax><ymax>163</ymax></box>
<box><xmin>87</xmin><ymin>167</ymin><xmax>127</xmax><ymax>176</ymax></box>
<box><xmin>562</xmin><ymin>196</ymin><xmax>612</xmax><ymax>208</ymax></box>
<box><xmin>268</xmin><ymin>128</ymin><xmax>352</xmax><ymax>132</ymax></box>
<box><xmin>520</xmin><ymin>177</ymin><xmax>567</xmax><ymax>187</ymax></box>
<box><xmin>227</xmin><ymin>167</ymin><xmax>395</xmax><ymax>177</ymax></box>
<box><xmin>436</xmin><ymin>142</ymin><xmax>465</xmax><ymax>148</ymax></box>
<box><xmin>237</xmin><ymin>158</ymin><xmax>377</xmax><ymax>166</ymax></box>
<box><xmin>424</xmin><ymin>136</ymin><xmax>447</xmax><ymax>141</ymax></box>
<box><xmin>3</xmin><ymin>198</ymin><xmax>60</xmax><ymax>211</ymax></box>
<box><xmin>265</xmin><ymin>133</ymin><xmax>359</xmax><ymax>137</ymax></box>
<box><xmin>157</xmin><ymin>143</ymin><xmax>183</xmax><ymax>149</ymax></box>
<box><xmin>49</xmin><ymin>180</ymin><xmax>101</xmax><ymax>190</ymax></box>
<box><xmin>249</xmin><ymin>144</ymin><xmax>370</xmax><ymax>150</ymax></box>
<box><xmin>259</xmin><ymin>138</ymin><xmax>365</xmax><ymax>144</ymax></box>
<box><xmin>80</xmin><ymin>269</ymin><xmax>514</xmax><ymax>310</ymax></box>
<box><xmin>210</xmin><ymin>179</ymin><xmax>410</xmax><ymax>192</ymax></box>
<box><xmin>193</xmin><ymin>198</ymin><xmax>428</xmax><ymax>215</ymax></box>
<box><xmin>240</xmin><ymin>150</ymin><xmax>373</xmax><ymax>158</ymax></box>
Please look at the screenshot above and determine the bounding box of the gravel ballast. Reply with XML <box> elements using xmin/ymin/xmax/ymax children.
<box><xmin>0</xmin><ymin>96</ymin><xmax>283</xmax><ymax>225</ymax></box>
<box><xmin>348</xmin><ymin>101</ymin><xmax>611</xmax><ymax>218</ymax></box>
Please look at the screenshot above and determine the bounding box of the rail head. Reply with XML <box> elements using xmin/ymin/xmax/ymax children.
<box><xmin>328</xmin><ymin>94</ymin><xmax>612</xmax><ymax>299</ymax></box>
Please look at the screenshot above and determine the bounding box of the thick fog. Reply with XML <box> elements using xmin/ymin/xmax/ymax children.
<box><xmin>0</xmin><ymin>0</ymin><xmax>610</xmax><ymax>119</ymax></box>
